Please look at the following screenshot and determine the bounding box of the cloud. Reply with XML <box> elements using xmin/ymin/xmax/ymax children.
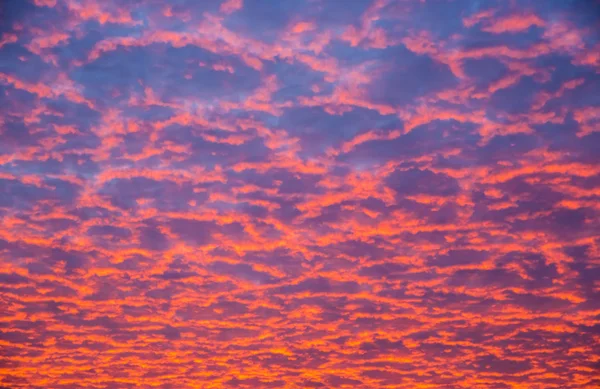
<box><xmin>0</xmin><ymin>0</ymin><xmax>598</xmax><ymax>388</ymax></box>
<box><xmin>482</xmin><ymin>13</ymin><xmax>545</xmax><ymax>34</ymax></box>
<box><xmin>220</xmin><ymin>0</ymin><xmax>243</xmax><ymax>15</ymax></box>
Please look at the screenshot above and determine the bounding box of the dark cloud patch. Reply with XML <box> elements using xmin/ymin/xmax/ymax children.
<box><xmin>0</xmin><ymin>273</ymin><xmax>29</xmax><ymax>285</ymax></box>
<box><xmin>138</xmin><ymin>224</ymin><xmax>170</xmax><ymax>251</ymax></box>
<box><xmin>359</xmin><ymin>263</ymin><xmax>408</xmax><ymax>279</ymax></box>
<box><xmin>274</xmin><ymin>276</ymin><xmax>360</xmax><ymax>295</ymax></box>
<box><xmin>367</xmin><ymin>45</ymin><xmax>458</xmax><ymax>106</ymax></box>
<box><xmin>386</xmin><ymin>168</ymin><xmax>460</xmax><ymax>197</ymax></box>
<box><xmin>0</xmin><ymin>178</ymin><xmax>79</xmax><ymax>209</ymax></box>
<box><xmin>341</xmin><ymin>120</ymin><xmax>480</xmax><ymax>165</ymax></box>
<box><xmin>99</xmin><ymin>177</ymin><xmax>203</xmax><ymax>212</ymax></box>
<box><xmin>490</xmin><ymin>76</ymin><xmax>539</xmax><ymax>115</ymax></box>
<box><xmin>225</xmin><ymin>0</ymin><xmax>370</xmax><ymax>42</ymax></box>
<box><xmin>471</xmin><ymin>354</ymin><xmax>532</xmax><ymax>374</ymax></box>
<box><xmin>278</xmin><ymin>106</ymin><xmax>400</xmax><ymax>159</ymax></box>
<box><xmin>463</xmin><ymin>57</ymin><xmax>508</xmax><ymax>88</ymax></box>
<box><xmin>446</xmin><ymin>268</ymin><xmax>521</xmax><ymax>288</ymax></box>
<box><xmin>76</xmin><ymin>44</ymin><xmax>261</xmax><ymax>104</ymax></box>
<box><xmin>209</xmin><ymin>261</ymin><xmax>276</xmax><ymax>285</ymax></box>
<box><xmin>87</xmin><ymin>225</ymin><xmax>132</xmax><ymax>239</ymax></box>
<box><xmin>476</xmin><ymin>133</ymin><xmax>540</xmax><ymax>164</ymax></box>
<box><xmin>428</xmin><ymin>249</ymin><xmax>488</xmax><ymax>268</ymax></box>
<box><xmin>168</xmin><ymin>218</ymin><xmax>216</xmax><ymax>246</ymax></box>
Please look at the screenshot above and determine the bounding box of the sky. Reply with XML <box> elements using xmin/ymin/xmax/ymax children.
<box><xmin>0</xmin><ymin>0</ymin><xmax>599</xmax><ymax>388</ymax></box>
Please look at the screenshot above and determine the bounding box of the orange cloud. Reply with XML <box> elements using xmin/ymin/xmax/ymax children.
<box><xmin>482</xmin><ymin>13</ymin><xmax>545</xmax><ymax>34</ymax></box>
<box><xmin>220</xmin><ymin>0</ymin><xmax>243</xmax><ymax>15</ymax></box>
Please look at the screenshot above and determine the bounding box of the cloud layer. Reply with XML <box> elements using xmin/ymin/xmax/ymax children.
<box><xmin>0</xmin><ymin>0</ymin><xmax>599</xmax><ymax>388</ymax></box>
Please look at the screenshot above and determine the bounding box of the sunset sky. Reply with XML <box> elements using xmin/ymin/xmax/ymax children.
<box><xmin>1</xmin><ymin>0</ymin><xmax>599</xmax><ymax>388</ymax></box>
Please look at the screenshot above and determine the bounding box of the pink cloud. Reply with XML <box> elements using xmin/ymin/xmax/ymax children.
<box><xmin>220</xmin><ymin>0</ymin><xmax>243</xmax><ymax>15</ymax></box>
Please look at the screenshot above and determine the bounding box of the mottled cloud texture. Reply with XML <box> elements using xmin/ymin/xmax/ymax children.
<box><xmin>1</xmin><ymin>0</ymin><xmax>600</xmax><ymax>388</ymax></box>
